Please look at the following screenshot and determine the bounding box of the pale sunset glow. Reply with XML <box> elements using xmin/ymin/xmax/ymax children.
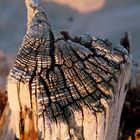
<box><xmin>46</xmin><ymin>0</ymin><xmax>106</xmax><ymax>13</ymax></box>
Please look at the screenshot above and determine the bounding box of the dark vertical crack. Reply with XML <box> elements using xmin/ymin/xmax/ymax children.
<box><xmin>38</xmin><ymin>73</ymin><xmax>57</xmax><ymax>123</ymax></box>
<box><xmin>57</xmin><ymin>65</ymin><xmax>77</xmax><ymax>107</ymax></box>
<box><xmin>81</xmin><ymin>108</ymin><xmax>85</xmax><ymax>140</ymax></box>
<box><xmin>95</xmin><ymin>112</ymin><xmax>98</xmax><ymax>140</ymax></box>
<box><xmin>56</xmin><ymin>101</ymin><xmax>72</xmax><ymax>138</ymax></box>
<box><xmin>29</xmin><ymin>61</ymin><xmax>38</xmax><ymax>108</ymax></box>
<box><xmin>49</xmin><ymin>29</ymin><xmax>55</xmax><ymax>68</ymax></box>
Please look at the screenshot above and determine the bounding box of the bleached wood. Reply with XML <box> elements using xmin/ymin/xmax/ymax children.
<box><xmin>25</xmin><ymin>0</ymin><xmax>40</xmax><ymax>25</ymax></box>
<box><xmin>0</xmin><ymin>0</ymin><xmax>132</xmax><ymax>140</ymax></box>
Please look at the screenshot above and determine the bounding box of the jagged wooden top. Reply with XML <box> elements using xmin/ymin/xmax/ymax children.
<box><xmin>7</xmin><ymin>0</ymin><xmax>132</xmax><ymax>138</ymax></box>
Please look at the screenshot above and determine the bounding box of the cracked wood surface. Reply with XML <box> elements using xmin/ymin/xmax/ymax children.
<box><xmin>1</xmin><ymin>0</ymin><xmax>132</xmax><ymax>140</ymax></box>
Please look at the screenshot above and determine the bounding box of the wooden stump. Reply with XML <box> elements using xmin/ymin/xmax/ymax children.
<box><xmin>0</xmin><ymin>59</ymin><xmax>132</xmax><ymax>140</ymax></box>
<box><xmin>0</xmin><ymin>0</ymin><xmax>133</xmax><ymax>140</ymax></box>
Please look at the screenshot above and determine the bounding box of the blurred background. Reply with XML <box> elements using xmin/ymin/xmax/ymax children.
<box><xmin>0</xmin><ymin>0</ymin><xmax>140</xmax><ymax>59</ymax></box>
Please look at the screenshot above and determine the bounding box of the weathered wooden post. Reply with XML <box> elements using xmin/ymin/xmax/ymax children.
<box><xmin>0</xmin><ymin>0</ymin><xmax>132</xmax><ymax>139</ymax></box>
